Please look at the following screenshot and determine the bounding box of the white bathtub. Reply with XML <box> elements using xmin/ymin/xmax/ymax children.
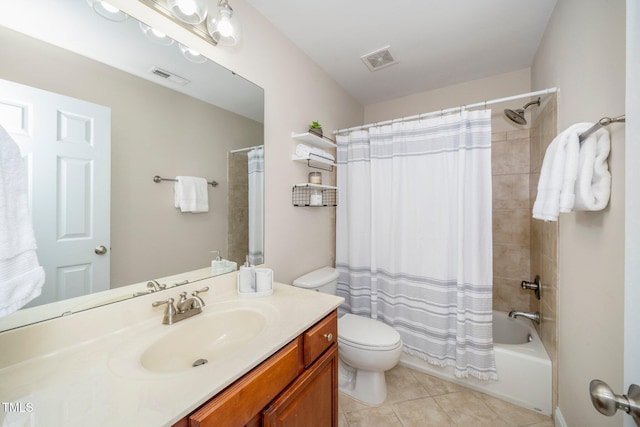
<box><xmin>399</xmin><ymin>310</ymin><xmax>552</xmax><ymax>415</ymax></box>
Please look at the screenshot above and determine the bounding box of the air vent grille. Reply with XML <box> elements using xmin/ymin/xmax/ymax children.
<box><xmin>149</xmin><ymin>67</ymin><xmax>190</xmax><ymax>86</ymax></box>
<box><xmin>360</xmin><ymin>46</ymin><xmax>398</xmax><ymax>72</ymax></box>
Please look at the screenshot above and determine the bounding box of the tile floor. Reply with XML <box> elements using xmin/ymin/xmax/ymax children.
<box><xmin>338</xmin><ymin>365</ymin><xmax>553</xmax><ymax>427</ymax></box>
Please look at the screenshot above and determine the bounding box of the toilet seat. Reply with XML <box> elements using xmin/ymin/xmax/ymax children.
<box><xmin>338</xmin><ymin>314</ymin><xmax>402</xmax><ymax>351</ymax></box>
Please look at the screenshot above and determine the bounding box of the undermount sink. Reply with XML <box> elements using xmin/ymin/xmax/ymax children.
<box><xmin>140</xmin><ymin>307</ymin><xmax>267</xmax><ymax>373</ymax></box>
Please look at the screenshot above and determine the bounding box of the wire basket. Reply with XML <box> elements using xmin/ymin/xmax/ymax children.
<box><xmin>292</xmin><ymin>184</ymin><xmax>338</xmax><ymax>207</ymax></box>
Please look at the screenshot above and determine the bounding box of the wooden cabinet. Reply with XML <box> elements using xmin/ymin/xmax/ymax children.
<box><xmin>173</xmin><ymin>310</ymin><xmax>338</xmax><ymax>427</ymax></box>
<box><xmin>262</xmin><ymin>345</ymin><xmax>338</xmax><ymax>427</ymax></box>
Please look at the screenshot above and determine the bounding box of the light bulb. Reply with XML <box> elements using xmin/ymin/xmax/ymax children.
<box><xmin>179</xmin><ymin>44</ymin><xmax>207</xmax><ymax>64</ymax></box>
<box><xmin>87</xmin><ymin>0</ymin><xmax>128</xmax><ymax>22</ymax></box>
<box><xmin>217</xmin><ymin>14</ymin><xmax>233</xmax><ymax>38</ymax></box>
<box><xmin>100</xmin><ymin>1</ymin><xmax>120</xmax><ymax>14</ymax></box>
<box><xmin>167</xmin><ymin>0</ymin><xmax>207</xmax><ymax>24</ymax></box>
<box><xmin>207</xmin><ymin>3</ymin><xmax>241</xmax><ymax>46</ymax></box>
<box><xmin>139</xmin><ymin>22</ymin><xmax>174</xmax><ymax>46</ymax></box>
<box><xmin>176</xmin><ymin>0</ymin><xmax>197</xmax><ymax>15</ymax></box>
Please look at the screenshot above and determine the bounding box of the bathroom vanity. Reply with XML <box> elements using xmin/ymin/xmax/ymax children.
<box><xmin>0</xmin><ymin>272</ymin><xmax>343</xmax><ymax>426</ymax></box>
<box><xmin>173</xmin><ymin>311</ymin><xmax>338</xmax><ymax>426</ymax></box>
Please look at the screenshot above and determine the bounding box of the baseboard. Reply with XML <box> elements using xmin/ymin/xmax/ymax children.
<box><xmin>554</xmin><ymin>407</ymin><xmax>567</xmax><ymax>427</ymax></box>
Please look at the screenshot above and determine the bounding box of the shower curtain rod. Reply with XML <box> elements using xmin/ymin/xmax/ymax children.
<box><xmin>229</xmin><ymin>144</ymin><xmax>264</xmax><ymax>154</ymax></box>
<box><xmin>333</xmin><ymin>87</ymin><xmax>559</xmax><ymax>135</ymax></box>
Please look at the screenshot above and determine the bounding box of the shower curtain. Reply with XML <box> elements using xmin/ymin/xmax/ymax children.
<box><xmin>247</xmin><ymin>147</ymin><xmax>264</xmax><ymax>265</ymax></box>
<box><xmin>336</xmin><ymin>109</ymin><xmax>496</xmax><ymax>380</ymax></box>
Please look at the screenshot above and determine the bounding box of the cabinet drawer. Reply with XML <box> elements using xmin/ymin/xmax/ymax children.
<box><xmin>188</xmin><ymin>338</ymin><xmax>302</xmax><ymax>427</ymax></box>
<box><xmin>303</xmin><ymin>311</ymin><xmax>337</xmax><ymax>367</ymax></box>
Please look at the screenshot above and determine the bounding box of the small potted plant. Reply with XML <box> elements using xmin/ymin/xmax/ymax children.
<box><xmin>309</xmin><ymin>121</ymin><xmax>323</xmax><ymax>138</ymax></box>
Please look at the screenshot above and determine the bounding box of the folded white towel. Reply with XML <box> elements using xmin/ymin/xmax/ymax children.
<box><xmin>295</xmin><ymin>143</ymin><xmax>335</xmax><ymax>162</ymax></box>
<box><xmin>174</xmin><ymin>176</ymin><xmax>209</xmax><ymax>213</ymax></box>
<box><xmin>574</xmin><ymin>127</ymin><xmax>611</xmax><ymax>211</ymax></box>
<box><xmin>533</xmin><ymin>123</ymin><xmax>590</xmax><ymax>221</ymax></box>
<box><xmin>0</xmin><ymin>125</ymin><xmax>45</xmax><ymax>316</ymax></box>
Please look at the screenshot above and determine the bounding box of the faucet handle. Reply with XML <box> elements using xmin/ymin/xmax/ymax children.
<box><xmin>178</xmin><ymin>291</ymin><xmax>188</xmax><ymax>304</ymax></box>
<box><xmin>152</xmin><ymin>297</ymin><xmax>175</xmax><ymax>308</ymax></box>
<box><xmin>192</xmin><ymin>287</ymin><xmax>209</xmax><ymax>307</ymax></box>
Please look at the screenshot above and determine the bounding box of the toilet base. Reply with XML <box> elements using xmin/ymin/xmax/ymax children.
<box><xmin>338</xmin><ymin>359</ymin><xmax>388</xmax><ymax>406</ymax></box>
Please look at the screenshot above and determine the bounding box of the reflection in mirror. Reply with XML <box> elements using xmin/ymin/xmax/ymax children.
<box><xmin>0</xmin><ymin>0</ymin><xmax>264</xmax><ymax>331</ymax></box>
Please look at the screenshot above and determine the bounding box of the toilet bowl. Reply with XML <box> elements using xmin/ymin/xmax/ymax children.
<box><xmin>292</xmin><ymin>267</ymin><xmax>403</xmax><ymax>405</ymax></box>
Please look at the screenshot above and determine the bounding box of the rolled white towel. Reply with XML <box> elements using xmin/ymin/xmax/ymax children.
<box><xmin>533</xmin><ymin>123</ymin><xmax>589</xmax><ymax>221</ymax></box>
<box><xmin>574</xmin><ymin>127</ymin><xmax>611</xmax><ymax>211</ymax></box>
<box><xmin>295</xmin><ymin>144</ymin><xmax>334</xmax><ymax>162</ymax></box>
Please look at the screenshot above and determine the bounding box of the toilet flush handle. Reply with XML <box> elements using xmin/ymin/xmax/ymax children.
<box><xmin>324</xmin><ymin>333</ymin><xmax>333</xmax><ymax>342</ymax></box>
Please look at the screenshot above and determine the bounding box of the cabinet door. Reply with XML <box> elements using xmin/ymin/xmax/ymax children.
<box><xmin>188</xmin><ymin>338</ymin><xmax>302</xmax><ymax>427</ymax></box>
<box><xmin>262</xmin><ymin>344</ymin><xmax>338</xmax><ymax>427</ymax></box>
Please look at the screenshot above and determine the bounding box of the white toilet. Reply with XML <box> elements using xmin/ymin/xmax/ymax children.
<box><xmin>293</xmin><ymin>267</ymin><xmax>403</xmax><ymax>405</ymax></box>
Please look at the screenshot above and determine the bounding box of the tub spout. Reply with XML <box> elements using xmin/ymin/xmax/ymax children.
<box><xmin>508</xmin><ymin>310</ymin><xmax>540</xmax><ymax>324</ymax></box>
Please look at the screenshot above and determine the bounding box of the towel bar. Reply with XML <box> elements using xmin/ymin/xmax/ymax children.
<box><xmin>578</xmin><ymin>115</ymin><xmax>626</xmax><ymax>142</ymax></box>
<box><xmin>153</xmin><ymin>175</ymin><xmax>218</xmax><ymax>187</ymax></box>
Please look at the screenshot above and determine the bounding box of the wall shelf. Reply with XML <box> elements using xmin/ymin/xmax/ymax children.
<box><xmin>291</xmin><ymin>132</ymin><xmax>337</xmax><ymax>149</ymax></box>
<box><xmin>292</xmin><ymin>183</ymin><xmax>338</xmax><ymax>207</ymax></box>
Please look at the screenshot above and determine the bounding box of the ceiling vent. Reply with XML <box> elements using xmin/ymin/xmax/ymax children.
<box><xmin>149</xmin><ymin>67</ymin><xmax>190</xmax><ymax>86</ymax></box>
<box><xmin>360</xmin><ymin>46</ymin><xmax>398</xmax><ymax>72</ymax></box>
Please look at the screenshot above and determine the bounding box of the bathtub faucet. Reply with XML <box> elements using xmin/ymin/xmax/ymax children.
<box><xmin>508</xmin><ymin>310</ymin><xmax>540</xmax><ymax>324</ymax></box>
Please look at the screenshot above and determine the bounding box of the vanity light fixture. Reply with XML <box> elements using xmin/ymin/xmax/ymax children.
<box><xmin>138</xmin><ymin>0</ymin><xmax>241</xmax><ymax>47</ymax></box>
<box><xmin>179</xmin><ymin>43</ymin><xmax>207</xmax><ymax>63</ymax></box>
<box><xmin>139</xmin><ymin>22</ymin><xmax>175</xmax><ymax>46</ymax></box>
<box><xmin>166</xmin><ymin>0</ymin><xmax>207</xmax><ymax>25</ymax></box>
<box><xmin>207</xmin><ymin>0</ymin><xmax>241</xmax><ymax>46</ymax></box>
<box><xmin>87</xmin><ymin>0</ymin><xmax>128</xmax><ymax>22</ymax></box>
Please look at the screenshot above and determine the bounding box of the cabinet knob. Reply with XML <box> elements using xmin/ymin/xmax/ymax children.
<box><xmin>324</xmin><ymin>333</ymin><xmax>333</xmax><ymax>342</ymax></box>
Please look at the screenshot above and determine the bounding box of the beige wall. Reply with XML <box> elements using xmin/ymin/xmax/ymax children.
<box><xmin>532</xmin><ymin>0</ymin><xmax>626</xmax><ymax>426</ymax></box>
<box><xmin>109</xmin><ymin>0</ymin><xmax>364</xmax><ymax>285</ymax></box>
<box><xmin>0</xmin><ymin>26</ymin><xmax>263</xmax><ymax>287</ymax></box>
<box><xmin>364</xmin><ymin>68</ymin><xmax>531</xmax><ymax>132</ymax></box>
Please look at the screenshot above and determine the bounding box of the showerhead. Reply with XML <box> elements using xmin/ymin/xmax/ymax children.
<box><xmin>504</xmin><ymin>97</ymin><xmax>541</xmax><ymax>125</ymax></box>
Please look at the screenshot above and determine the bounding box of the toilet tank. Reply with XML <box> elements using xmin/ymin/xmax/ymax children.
<box><xmin>292</xmin><ymin>267</ymin><xmax>339</xmax><ymax>294</ymax></box>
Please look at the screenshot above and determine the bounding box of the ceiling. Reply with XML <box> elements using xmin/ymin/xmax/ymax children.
<box><xmin>245</xmin><ymin>0</ymin><xmax>557</xmax><ymax>105</ymax></box>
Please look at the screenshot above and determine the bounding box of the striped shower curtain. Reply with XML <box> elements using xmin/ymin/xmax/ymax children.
<box><xmin>247</xmin><ymin>147</ymin><xmax>264</xmax><ymax>265</ymax></box>
<box><xmin>335</xmin><ymin>110</ymin><xmax>497</xmax><ymax>380</ymax></box>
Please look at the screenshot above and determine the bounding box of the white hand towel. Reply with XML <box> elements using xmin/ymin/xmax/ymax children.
<box><xmin>574</xmin><ymin>128</ymin><xmax>611</xmax><ymax>211</ymax></box>
<box><xmin>174</xmin><ymin>176</ymin><xmax>209</xmax><ymax>213</ymax></box>
<box><xmin>0</xmin><ymin>125</ymin><xmax>45</xmax><ymax>316</ymax></box>
<box><xmin>533</xmin><ymin>123</ymin><xmax>589</xmax><ymax>221</ymax></box>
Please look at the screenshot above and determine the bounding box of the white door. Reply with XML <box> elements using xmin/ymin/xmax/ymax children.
<box><xmin>623</xmin><ymin>2</ymin><xmax>640</xmax><ymax>426</ymax></box>
<box><xmin>591</xmin><ymin>3</ymin><xmax>640</xmax><ymax>426</ymax></box>
<box><xmin>0</xmin><ymin>78</ymin><xmax>111</xmax><ymax>307</ymax></box>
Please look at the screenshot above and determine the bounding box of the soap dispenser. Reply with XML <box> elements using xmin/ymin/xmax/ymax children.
<box><xmin>210</xmin><ymin>250</ymin><xmax>237</xmax><ymax>276</ymax></box>
<box><xmin>238</xmin><ymin>255</ymin><xmax>256</xmax><ymax>293</ymax></box>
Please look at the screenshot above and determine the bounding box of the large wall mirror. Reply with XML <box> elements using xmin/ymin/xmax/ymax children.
<box><xmin>0</xmin><ymin>0</ymin><xmax>265</xmax><ymax>331</ymax></box>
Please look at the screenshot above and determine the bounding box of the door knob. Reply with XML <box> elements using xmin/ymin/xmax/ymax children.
<box><xmin>94</xmin><ymin>245</ymin><xmax>108</xmax><ymax>255</ymax></box>
<box><xmin>590</xmin><ymin>379</ymin><xmax>640</xmax><ymax>425</ymax></box>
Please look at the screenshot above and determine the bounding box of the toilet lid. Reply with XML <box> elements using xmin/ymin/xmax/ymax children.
<box><xmin>338</xmin><ymin>314</ymin><xmax>402</xmax><ymax>350</ymax></box>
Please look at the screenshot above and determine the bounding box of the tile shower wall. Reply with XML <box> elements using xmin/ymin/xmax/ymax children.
<box><xmin>491</xmin><ymin>97</ymin><xmax>559</xmax><ymax>411</ymax></box>
<box><xmin>529</xmin><ymin>97</ymin><xmax>559</xmax><ymax>410</ymax></box>
<box><xmin>491</xmin><ymin>129</ymin><xmax>532</xmax><ymax>312</ymax></box>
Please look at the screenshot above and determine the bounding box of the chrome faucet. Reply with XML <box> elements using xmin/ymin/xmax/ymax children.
<box><xmin>508</xmin><ymin>310</ymin><xmax>540</xmax><ymax>324</ymax></box>
<box><xmin>147</xmin><ymin>280</ymin><xmax>167</xmax><ymax>292</ymax></box>
<box><xmin>152</xmin><ymin>287</ymin><xmax>209</xmax><ymax>324</ymax></box>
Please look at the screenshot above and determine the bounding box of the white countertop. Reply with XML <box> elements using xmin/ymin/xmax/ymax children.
<box><xmin>0</xmin><ymin>272</ymin><xmax>343</xmax><ymax>426</ymax></box>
